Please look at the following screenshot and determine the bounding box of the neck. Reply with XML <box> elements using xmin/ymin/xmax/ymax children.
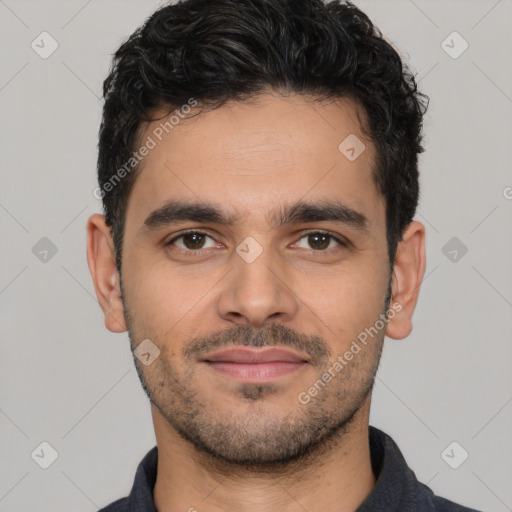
<box><xmin>152</xmin><ymin>394</ymin><xmax>376</xmax><ymax>512</ymax></box>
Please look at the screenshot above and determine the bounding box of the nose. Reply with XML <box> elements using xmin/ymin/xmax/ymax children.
<box><xmin>216</xmin><ymin>244</ymin><xmax>299</xmax><ymax>328</ymax></box>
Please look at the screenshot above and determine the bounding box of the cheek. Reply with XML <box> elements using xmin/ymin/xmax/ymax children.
<box><xmin>125</xmin><ymin>257</ymin><xmax>225</xmax><ymax>331</ymax></box>
<box><xmin>296</xmin><ymin>261</ymin><xmax>388</xmax><ymax>342</ymax></box>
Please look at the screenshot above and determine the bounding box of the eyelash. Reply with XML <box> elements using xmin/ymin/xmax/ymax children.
<box><xmin>165</xmin><ymin>229</ymin><xmax>348</xmax><ymax>256</ymax></box>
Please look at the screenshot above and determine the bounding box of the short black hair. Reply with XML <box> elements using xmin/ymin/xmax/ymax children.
<box><xmin>97</xmin><ymin>0</ymin><xmax>428</xmax><ymax>274</ymax></box>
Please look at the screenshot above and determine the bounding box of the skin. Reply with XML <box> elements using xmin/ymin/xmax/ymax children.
<box><xmin>87</xmin><ymin>91</ymin><xmax>426</xmax><ymax>512</ymax></box>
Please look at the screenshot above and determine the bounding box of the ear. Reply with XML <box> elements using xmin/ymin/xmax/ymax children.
<box><xmin>385</xmin><ymin>221</ymin><xmax>426</xmax><ymax>340</ymax></box>
<box><xmin>86</xmin><ymin>214</ymin><xmax>127</xmax><ymax>333</ymax></box>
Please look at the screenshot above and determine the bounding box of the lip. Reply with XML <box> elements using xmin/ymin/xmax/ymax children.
<box><xmin>203</xmin><ymin>347</ymin><xmax>309</xmax><ymax>364</ymax></box>
<box><xmin>202</xmin><ymin>348</ymin><xmax>310</xmax><ymax>383</ymax></box>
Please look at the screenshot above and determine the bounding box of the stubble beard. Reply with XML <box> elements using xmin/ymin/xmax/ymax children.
<box><xmin>119</xmin><ymin>272</ymin><xmax>391</xmax><ymax>473</ymax></box>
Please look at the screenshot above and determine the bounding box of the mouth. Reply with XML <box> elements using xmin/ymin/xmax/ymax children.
<box><xmin>202</xmin><ymin>347</ymin><xmax>310</xmax><ymax>383</ymax></box>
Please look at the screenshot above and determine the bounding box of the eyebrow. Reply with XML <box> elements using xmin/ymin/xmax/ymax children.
<box><xmin>141</xmin><ymin>199</ymin><xmax>369</xmax><ymax>234</ymax></box>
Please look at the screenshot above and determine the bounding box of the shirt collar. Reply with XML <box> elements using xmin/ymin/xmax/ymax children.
<box><xmin>126</xmin><ymin>444</ymin><xmax>158</xmax><ymax>511</ymax></box>
<box><xmin>357</xmin><ymin>426</ymin><xmax>424</xmax><ymax>511</ymax></box>
<box><xmin>124</xmin><ymin>426</ymin><xmax>424</xmax><ymax>511</ymax></box>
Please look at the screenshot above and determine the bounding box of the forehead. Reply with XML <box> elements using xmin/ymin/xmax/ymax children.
<box><xmin>124</xmin><ymin>92</ymin><xmax>384</xmax><ymax>234</ymax></box>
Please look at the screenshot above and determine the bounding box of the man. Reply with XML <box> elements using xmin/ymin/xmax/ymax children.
<box><xmin>87</xmin><ymin>0</ymin><xmax>481</xmax><ymax>510</ymax></box>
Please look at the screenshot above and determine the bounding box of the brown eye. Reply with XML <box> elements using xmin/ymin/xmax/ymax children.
<box><xmin>182</xmin><ymin>232</ymin><xmax>206</xmax><ymax>250</ymax></box>
<box><xmin>308</xmin><ymin>233</ymin><xmax>330</xmax><ymax>250</ymax></box>
<box><xmin>295</xmin><ymin>231</ymin><xmax>345</xmax><ymax>251</ymax></box>
<box><xmin>167</xmin><ymin>231</ymin><xmax>217</xmax><ymax>252</ymax></box>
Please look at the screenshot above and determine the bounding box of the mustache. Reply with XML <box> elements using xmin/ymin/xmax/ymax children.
<box><xmin>183</xmin><ymin>322</ymin><xmax>331</xmax><ymax>365</ymax></box>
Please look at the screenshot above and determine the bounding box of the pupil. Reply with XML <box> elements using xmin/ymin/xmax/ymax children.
<box><xmin>310</xmin><ymin>233</ymin><xmax>329</xmax><ymax>250</ymax></box>
<box><xmin>184</xmin><ymin>233</ymin><xmax>204</xmax><ymax>249</ymax></box>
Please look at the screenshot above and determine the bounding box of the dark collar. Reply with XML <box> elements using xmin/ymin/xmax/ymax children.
<box><xmin>103</xmin><ymin>426</ymin><xmax>479</xmax><ymax>512</ymax></box>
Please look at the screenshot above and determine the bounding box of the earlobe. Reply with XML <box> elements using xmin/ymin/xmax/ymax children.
<box><xmin>385</xmin><ymin>221</ymin><xmax>426</xmax><ymax>340</ymax></box>
<box><xmin>86</xmin><ymin>214</ymin><xmax>127</xmax><ymax>333</ymax></box>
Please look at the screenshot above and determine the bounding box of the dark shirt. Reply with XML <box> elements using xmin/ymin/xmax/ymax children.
<box><xmin>99</xmin><ymin>426</ymin><xmax>482</xmax><ymax>511</ymax></box>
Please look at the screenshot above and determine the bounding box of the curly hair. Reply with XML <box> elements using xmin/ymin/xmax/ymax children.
<box><xmin>97</xmin><ymin>0</ymin><xmax>428</xmax><ymax>274</ymax></box>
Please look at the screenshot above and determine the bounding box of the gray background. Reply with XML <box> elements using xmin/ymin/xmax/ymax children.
<box><xmin>1</xmin><ymin>0</ymin><xmax>511</xmax><ymax>510</ymax></box>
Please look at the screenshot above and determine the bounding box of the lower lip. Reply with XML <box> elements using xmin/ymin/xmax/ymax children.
<box><xmin>205</xmin><ymin>361</ymin><xmax>307</xmax><ymax>383</ymax></box>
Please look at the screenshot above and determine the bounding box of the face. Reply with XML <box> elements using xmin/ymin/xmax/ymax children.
<box><xmin>118</xmin><ymin>92</ymin><xmax>392</xmax><ymax>466</ymax></box>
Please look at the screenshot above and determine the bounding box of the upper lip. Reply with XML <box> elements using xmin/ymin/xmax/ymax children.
<box><xmin>203</xmin><ymin>347</ymin><xmax>309</xmax><ymax>364</ymax></box>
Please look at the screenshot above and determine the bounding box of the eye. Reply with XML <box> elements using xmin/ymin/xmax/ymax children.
<box><xmin>165</xmin><ymin>229</ymin><xmax>347</xmax><ymax>255</ymax></box>
<box><xmin>166</xmin><ymin>231</ymin><xmax>219</xmax><ymax>252</ymax></box>
<box><xmin>294</xmin><ymin>231</ymin><xmax>346</xmax><ymax>251</ymax></box>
